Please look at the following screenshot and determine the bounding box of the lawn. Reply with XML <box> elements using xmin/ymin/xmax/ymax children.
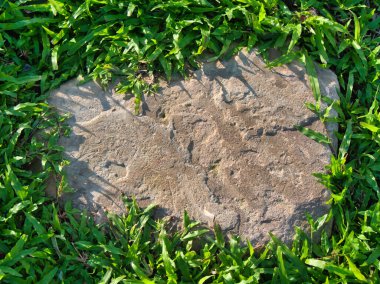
<box><xmin>0</xmin><ymin>0</ymin><xmax>379</xmax><ymax>283</ymax></box>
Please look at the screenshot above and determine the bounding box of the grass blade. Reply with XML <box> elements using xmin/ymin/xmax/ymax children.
<box><xmin>296</xmin><ymin>126</ymin><xmax>331</xmax><ymax>145</ymax></box>
<box><xmin>0</xmin><ymin>18</ymin><xmax>58</xmax><ymax>30</ymax></box>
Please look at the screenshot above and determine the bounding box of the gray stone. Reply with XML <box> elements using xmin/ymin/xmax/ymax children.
<box><xmin>49</xmin><ymin>50</ymin><xmax>339</xmax><ymax>245</ymax></box>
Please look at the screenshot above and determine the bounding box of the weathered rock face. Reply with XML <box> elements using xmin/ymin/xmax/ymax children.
<box><xmin>49</xmin><ymin>50</ymin><xmax>339</xmax><ymax>245</ymax></box>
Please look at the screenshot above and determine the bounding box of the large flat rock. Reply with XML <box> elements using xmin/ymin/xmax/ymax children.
<box><xmin>49</xmin><ymin>50</ymin><xmax>338</xmax><ymax>245</ymax></box>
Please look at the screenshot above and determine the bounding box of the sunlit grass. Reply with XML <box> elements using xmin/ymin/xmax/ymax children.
<box><xmin>0</xmin><ymin>0</ymin><xmax>379</xmax><ymax>282</ymax></box>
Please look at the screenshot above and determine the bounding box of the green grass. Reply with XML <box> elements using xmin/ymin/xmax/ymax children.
<box><xmin>0</xmin><ymin>0</ymin><xmax>379</xmax><ymax>282</ymax></box>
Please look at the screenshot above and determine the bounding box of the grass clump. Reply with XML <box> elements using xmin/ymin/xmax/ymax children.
<box><xmin>0</xmin><ymin>0</ymin><xmax>380</xmax><ymax>283</ymax></box>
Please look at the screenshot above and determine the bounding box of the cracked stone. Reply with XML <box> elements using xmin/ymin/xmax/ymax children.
<box><xmin>49</xmin><ymin>49</ymin><xmax>339</xmax><ymax>246</ymax></box>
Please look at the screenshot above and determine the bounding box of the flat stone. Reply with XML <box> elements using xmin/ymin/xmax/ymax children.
<box><xmin>49</xmin><ymin>50</ymin><xmax>338</xmax><ymax>245</ymax></box>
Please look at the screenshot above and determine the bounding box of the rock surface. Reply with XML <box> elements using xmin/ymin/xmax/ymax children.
<box><xmin>49</xmin><ymin>50</ymin><xmax>339</xmax><ymax>245</ymax></box>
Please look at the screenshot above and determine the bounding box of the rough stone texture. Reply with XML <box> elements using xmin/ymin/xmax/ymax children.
<box><xmin>49</xmin><ymin>50</ymin><xmax>339</xmax><ymax>245</ymax></box>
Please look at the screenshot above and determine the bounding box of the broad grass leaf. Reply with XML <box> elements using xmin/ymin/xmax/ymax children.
<box><xmin>351</xmin><ymin>11</ymin><xmax>361</xmax><ymax>43</ymax></box>
<box><xmin>315</xmin><ymin>28</ymin><xmax>329</xmax><ymax>64</ymax></box>
<box><xmin>100</xmin><ymin>244</ymin><xmax>124</xmax><ymax>256</ymax></box>
<box><xmin>364</xmin><ymin>169</ymin><xmax>380</xmax><ymax>197</ymax></box>
<box><xmin>346</xmin><ymin>71</ymin><xmax>354</xmax><ymax>102</ymax></box>
<box><xmin>38</xmin><ymin>267</ymin><xmax>59</xmax><ymax>284</ymax></box>
<box><xmin>345</xmin><ymin>256</ymin><xmax>366</xmax><ymax>281</ymax></box>
<box><xmin>259</xmin><ymin>3</ymin><xmax>266</xmax><ymax>23</ymax></box>
<box><xmin>85</xmin><ymin>0</ymin><xmax>92</xmax><ymax>16</ymax></box>
<box><xmin>271</xmin><ymin>267</ymin><xmax>280</xmax><ymax>284</ymax></box>
<box><xmin>6</xmin><ymin>201</ymin><xmax>32</xmax><ymax>220</ymax></box>
<box><xmin>0</xmin><ymin>18</ymin><xmax>58</xmax><ymax>30</ymax></box>
<box><xmin>159</xmin><ymin>229</ymin><xmax>177</xmax><ymax>282</ymax></box>
<box><xmin>276</xmin><ymin>247</ymin><xmax>289</xmax><ymax>284</ymax></box>
<box><xmin>183</xmin><ymin>210</ymin><xmax>191</xmax><ymax>229</ymax></box>
<box><xmin>352</xmin><ymin>40</ymin><xmax>368</xmax><ymax>80</ymax></box>
<box><xmin>0</xmin><ymin>266</ymin><xmax>22</xmax><ymax>279</ymax></box>
<box><xmin>25</xmin><ymin>212</ymin><xmax>47</xmax><ymax>235</ymax></box>
<box><xmin>214</xmin><ymin>223</ymin><xmax>225</xmax><ymax>248</ymax></box>
<box><xmin>66</xmin><ymin>25</ymin><xmax>109</xmax><ymax>56</ymax></box>
<box><xmin>0</xmin><ymin>73</ymin><xmax>41</xmax><ymax>84</ymax></box>
<box><xmin>339</xmin><ymin>120</ymin><xmax>352</xmax><ymax>160</ymax></box>
<box><xmin>323</xmin><ymin>29</ymin><xmax>337</xmax><ymax>51</ymax></box>
<box><xmin>365</xmin><ymin>245</ymin><xmax>380</xmax><ymax>264</ymax></box>
<box><xmin>14</xmin><ymin>3</ymin><xmax>51</xmax><ymax>13</ymax></box>
<box><xmin>305</xmin><ymin>16</ymin><xmax>346</xmax><ymax>33</ymax></box>
<box><xmin>181</xmin><ymin>229</ymin><xmax>209</xmax><ymax>241</ymax></box>
<box><xmin>48</xmin><ymin>0</ymin><xmax>67</xmax><ymax>16</ymax></box>
<box><xmin>4</xmin><ymin>123</ymin><xmax>29</xmax><ymax>156</ymax></box>
<box><xmin>324</xmin><ymin>263</ymin><xmax>352</xmax><ymax>278</ymax></box>
<box><xmin>71</xmin><ymin>3</ymin><xmax>87</xmax><ymax>20</ymax></box>
<box><xmin>51</xmin><ymin>237</ymin><xmax>62</xmax><ymax>258</ymax></box>
<box><xmin>110</xmin><ymin>275</ymin><xmax>126</xmax><ymax>284</ymax></box>
<box><xmin>75</xmin><ymin>241</ymin><xmax>94</xmax><ymax>250</ymax></box>
<box><xmin>305</xmin><ymin>258</ymin><xmax>326</xmax><ymax>270</ymax></box>
<box><xmin>0</xmin><ymin>235</ymin><xmax>37</xmax><ymax>267</ymax></box>
<box><xmin>0</xmin><ymin>234</ymin><xmax>26</xmax><ymax>263</ymax></box>
<box><xmin>313</xmin><ymin>212</ymin><xmax>332</xmax><ymax>233</ymax></box>
<box><xmin>304</xmin><ymin>52</ymin><xmax>321</xmax><ymax>108</ymax></box>
<box><xmin>267</xmin><ymin>51</ymin><xmax>300</xmax><ymax>68</ymax></box>
<box><xmin>127</xmin><ymin>3</ymin><xmax>136</xmax><ymax>17</ymax></box>
<box><xmin>6</xmin><ymin>166</ymin><xmax>29</xmax><ymax>200</ymax></box>
<box><xmin>296</xmin><ymin>126</ymin><xmax>331</xmax><ymax>145</ymax></box>
<box><xmin>288</xmin><ymin>23</ymin><xmax>302</xmax><ymax>52</ymax></box>
<box><xmin>274</xmin><ymin>32</ymin><xmax>288</xmax><ymax>49</ymax></box>
<box><xmin>52</xmin><ymin>204</ymin><xmax>61</xmax><ymax>231</ymax></box>
<box><xmin>199</xmin><ymin>275</ymin><xmax>214</xmax><ymax>284</ymax></box>
<box><xmin>207</xmin><ymin>39</ymin><xmax>232</xmax><ymax>62</ymax></box>
<box><xmin>247</xmin><ymin>33</ymin><xmax>257</xmax><ymax>50</ymax></box>
<box><xmin>360</xmin><ymin>122</ymin><xmax>379</xmax><ymax>133</ymax></box>
<box><xmin>270</xmin><ymin>234</ymin><xmax>309</xmax><ymax>280</ymax></box>
<box><xmin>130</xmin><ymin>261</ymin><xmax>153</xmax><ymax>282</ymax></box>
<box><xmin>174</xmin><ymin>252</ymin><xmax>191</xmax><ymax>280</ymax></box>
<box><xmin>40</xmin><ymin>29</ymin><xmax>50</xmax><ymax>68</ymax></box>
<box><xmin>51</xmin><ymin>29</ymin><xmax>66</xmax><ymax>45</ymax></box>
<box><xmin>147</xmin><ymin>45</ymin><xmax>164</xmax><ymax>62</ymax></box>
<box><xmin>99</xmin><ymin>268</ymin><xmax>113</xmax><ymax>284</ymax></box>
<box><xmin>13</xmin><ymin>102</ymin><xmax>44</xmax><ymax>112</ymax></box>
